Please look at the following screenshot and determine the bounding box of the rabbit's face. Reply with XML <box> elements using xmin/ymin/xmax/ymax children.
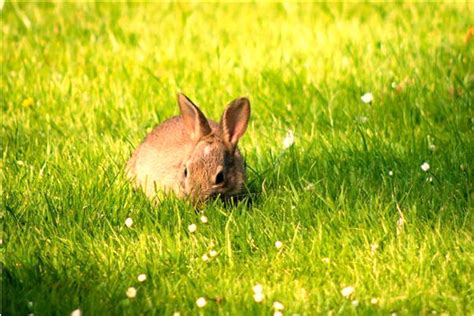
<box><xmin>181</xmin><ymin>137</ymin><xmax>245</xmax><ymax>202</ymax></box>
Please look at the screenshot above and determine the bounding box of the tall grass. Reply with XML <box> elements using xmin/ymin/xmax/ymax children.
<box><xmin>2</xmin><ymin>2</ymin><xmax>473</xmax><ymax>315</ymax></box>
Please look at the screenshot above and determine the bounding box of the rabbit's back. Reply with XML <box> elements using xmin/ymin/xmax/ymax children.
<box><xmin>126</xmin><ymin>117</ymin><xmax>190</xmax><ymax>197</ymax></box>
<box><xmin>127</xmin><ymin>116</ymin><xmax>219</xmax><ymax>197</ymax></box>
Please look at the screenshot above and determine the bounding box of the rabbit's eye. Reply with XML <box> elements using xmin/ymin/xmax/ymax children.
<box><xmin>215</xmin><ymin>171</ymin><xmax>224</xmax><ymax>185</ymax></box>
<box><xmin>184</xmin><ymin>168</ymin><xmax>188</xmax><ymax>178</ymax></box>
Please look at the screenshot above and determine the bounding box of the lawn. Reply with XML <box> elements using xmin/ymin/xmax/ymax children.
<box><xmin>2</xmin><ymin>2</ymin><xmax>473</xmax><ymax>315</ymax></box>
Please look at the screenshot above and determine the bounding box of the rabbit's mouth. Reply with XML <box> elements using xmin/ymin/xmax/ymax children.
<box><xmin>185</xmin><ymin>187</ymin><xmax>241</xmax><ymax>205</ymax></box>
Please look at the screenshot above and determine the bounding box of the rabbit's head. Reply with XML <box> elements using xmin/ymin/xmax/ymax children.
<box><xmin>177</xmin><ymin>94</ymin><xmax>250</xmax><ymax>202</ymax></box>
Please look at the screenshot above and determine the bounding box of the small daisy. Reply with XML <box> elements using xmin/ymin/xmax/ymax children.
<box><xmin>196</xmin><ymin>297</ymin><xmax>207</xmax><ymax>308</ymax></box>
<box><xmin>421</xmin><ymin>162</ymin><xmax>430</xmax><ymax>172</ymax></box>
<box><xmin>71</xmin><ymin>309</ymin><xmax>81</xmax><ymax>316</ymax></box>
<box><xmin>388</xmin><ymin>170</ymin><xmax>393</xmax><ymax>176</ymax></box>
<box><xmin>273</xmin><ymin>301</ymin><xmax>284</xmax><ymax>310</ymax></box>
<box><xmin>126</xmin><ymin>287</ymin><xmax>137</xmax><ymax>298</ymax></box>
<box><xmin>202</xmin><ymin>254</ymin><xmax>209</xmax><ymax>262</ymax></box>
<box><xmin>397</xmin><ymin>217</ymin><xmax>404</xmax><ymax>228</ymax></box>
<box><xmin>253</xmin><ymin>284</ymin><xmax>263</xmax><ymax>294</ymax></box>
<box><xmin>283</xmin><ymin>130</ymin><xmax>295</xmax><ymax>149</ymax></box>
<box><xmin>275</xmin><ymin>240</ymin><xmax>283</xmax><ymax>249</ymax></box>
<box><xmin>137</xmin><ymin>274</ymin><xmax>147</xmax><ymax>282</ymax></box>
<box><xmin>125</xmin><ymin>217</ymin><xmax>133</xmax><ymax>228</ymax></box>
<box><xmin>341</xmin><ymin>286</ymin><xmax>355</xmax><ymax>297</ymax></box>
<box><xmin>274</xmin><ymin>312</ymin><xmax>283</xmax><ymax>316</ymax></box>
<box><xmin>371</xmin><ymin>297</ymin><xmax>379</xmax><ymax>304</ymax></box>
<box><xmin>356</xmin><ymin>115</ymin><xmax>369</xmax><ymax>123</ymax></box>
<box><xmin>361</xmin><ymin>92</ymin><xmax>373</xmax><ymax>104</ymax></box>
<box><xmin>200</xmin><ymin>215</ymin><xmax>208</xmax><ymax>224</ymax></box>
<box><xmin>173</xmin><ymin>313</ymin><xmax>180</xmax><ymax>316</ymax></box>
<box><xmin>352</xmin><ymin>300</ymin><xmax>359</xmax><ymax>307</ymax></box>
<box><xmin>253</xmin><ymin>292</ymin><xmax>264</xmax><ymax>303</ymax></box>
<box><xmin>209</xmin><ymin>250</ymin><xmax>218</xmax><ymax>257</ymax></box>
<box><xmin>188</xmin><ymin>223</ymin><xmax>197</xmax><ymax>233</ymax></box>
<box><xmin>370</xmin><ymin>243</ymin><xmax>378</xmax><ymax>254</ymax></box>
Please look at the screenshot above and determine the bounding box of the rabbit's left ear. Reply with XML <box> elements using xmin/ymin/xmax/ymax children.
<box><xmin>220</xmin><ymin>97</ymin><xmax>251</xmax><ymax>148</ymax></box>
<box><xmin>178</xmin><ymin>93</ymin><xmax>212</xmax><ymax>141</ymax></box>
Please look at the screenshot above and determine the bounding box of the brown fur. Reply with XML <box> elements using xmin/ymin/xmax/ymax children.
<box><xmin>126</xmin><ymin>93</ymin><xmax>250</xmax><ymax>202</ymax></box>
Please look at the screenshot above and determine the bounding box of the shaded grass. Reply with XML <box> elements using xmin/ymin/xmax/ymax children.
<box><xmin>2</xmin><ymin>2</ymin><xmax>474</xmax><ymax>315</ymax></box>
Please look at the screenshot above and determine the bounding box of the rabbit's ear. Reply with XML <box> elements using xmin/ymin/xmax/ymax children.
<box><xmin>220</xmin><ymin>97</ymin><xmax>251</xmax><ymax>148</ymax></box>
<box><xmin>178</xmin><ymin>93</ymin><xmax>212</xmax><ymax>141</ymax></box>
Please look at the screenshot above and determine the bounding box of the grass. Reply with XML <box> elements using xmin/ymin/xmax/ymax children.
<box><xmin>2</xmin><ymin>2</ymin><xmax>473</xmax><ymax>315</ymax></box>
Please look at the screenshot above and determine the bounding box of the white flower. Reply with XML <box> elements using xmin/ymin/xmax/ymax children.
<box><xmin>173</xmin><ymin>313</ymin><xmax>180</xmax><ymax>316</ymax></box>
<box><xmin>371</xmin><ymin>297</ymin><xmax>379</xmax><ymax>304</ymax></box>
<box><xmin>275</xmin><ymin>240</ymin><xmax>283</xmax><ymax>249</ymax></box>
<box><xmin>273</xmin><ymin>301</ymin><xmax>284</xmax><ymax>310</ymax></box>
<box><xmin>352</xmin><ymin>300</ymin><xmax>359</xmax><ymax>307</ymax></box>
<box><xmin>322</xmin><ymin>257</ymin><xmax>330</xmax><ymax>264</ymax></box>
<box><xmin>341</xmin><ymin>56</ymin><xmax>350</xmax><ymax>68</ymax></box>
<box><xmin>188</xmin><ymin>223</ymin><xmax>197</xmax><ymax>233</ymax></box>
<box><xmin>370</xmin><ymin>243</ymin><xmax>378</xmax><ymax>254</ymax></box>
<box><xmin>427</xmin><ymin>176</ymin><xmax>433</xmax><ymax>183</ymax></box>
<box><xmin>125</xmin><ymin>217</ymin><xmax>133</xmax><ymax>228</ymax></box>
<box><xmin>137</xmin><ymin>274</ymin><xmax>147</xmax><ymax>282</ymax></box>
<box><xmin>71</xmin><ymin>309</ymin><xmax>81</xmax><ymax>316</ymax></box>
<box><xmin>421</xmin><ymin>162</ymin><xmax>430</xmax><ymax>172</ymax></box>
<box><xmin>126</xmin><ymin>287</ymin><xmax>137</xmax><ymax>298</ymax></box>
<box><xmin>356</xmin><ymin>115</ymin><xmax>368</xmax><ymax>123</ymax></box>
<box><xmin>388</xmin><ymin>170</ymin><xmax>393</xmax><ymax>176</ymax></box>
<box><xmin>341</xmin><ymin>286</ymin><xmax>355</xmax><ymax>297</ymax></box>
<box><xmin>200</xmin><ymin>215</ymin><xmax>208</xmax><ymax>223</ymax></box>
<box><xmin>283</xmin><ymin>130</ymin><xmax>295</xmax><ymax>149</ymax></box>
<box><xmin>397</xmin><ymin>217</ymin><xmax>404</xmax><ymax>228</ymax></box>
<box><xmin>209</xmin><ymin>250</ymin><xmax>218</xmax><ymax>257</ymax></box>
<box><xmin>202</xmin><ymin>254</ymin><xmax>209</xmax><ymax>262</ymax></box>
<box><xmin>196</xmin><ymin>297</ymin><xmax>207</xmax><ymax>308</ymax></box>
<box><xmin>253</xmin><ymin>292</ymin><xmax>265</xmax><ymax>303</ymax></box>
<box><xmin>361</xmin><ymin>92</ymin><xmax>373</xmax><ymax>104</ymax></box>
<box><xmin>253</xmin><ymin>284</ymin><xmax>263</xmax><ymax>294</ymax></box>
<box><xmin>274</xmin><ymin>312</ymin><xmax>283</xmax><ymax>316</ymax></box>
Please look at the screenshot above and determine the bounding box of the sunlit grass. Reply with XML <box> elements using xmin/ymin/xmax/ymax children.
<box><xmin>2</xmin><ymin>2</ymin><xmax>473</xmax><ymax>315</ymax></box>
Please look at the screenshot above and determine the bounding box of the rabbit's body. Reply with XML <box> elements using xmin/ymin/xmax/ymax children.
<box><xmin>127</xmin><ymin>94</ymin><xmax>250</xmax><ymax>202</ymax></box>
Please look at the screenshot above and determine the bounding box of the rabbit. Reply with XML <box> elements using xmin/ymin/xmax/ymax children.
<box><xmin>126</xmin><ymin>93</ymin><xmax>251</xmax><ymax>203</ymax></box>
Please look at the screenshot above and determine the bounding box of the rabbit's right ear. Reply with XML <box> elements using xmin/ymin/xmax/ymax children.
<box><xmin>220</xmin><ymin>97</ymin><xmax>251</xmax><ymax>149</ymax></box>
<box><xmin>178</xmin><ymin>93</ymin><xmax>212</xmax><ymax>141</ymax></box>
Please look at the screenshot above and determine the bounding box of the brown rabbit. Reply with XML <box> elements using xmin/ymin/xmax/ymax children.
<box><xmin>126</xmin><ymin>93</ymin><xmax>250</xmax><ymax>202</ymax></box>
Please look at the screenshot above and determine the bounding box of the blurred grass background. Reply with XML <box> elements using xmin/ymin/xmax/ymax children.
<box><xmin>2</xmin><ymin>2</ymin><xmax>473</xmax><ymax>315</ymax></box>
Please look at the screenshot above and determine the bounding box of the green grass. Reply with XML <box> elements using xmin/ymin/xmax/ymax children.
<box><xmin>2</xmin><ymin>2</ymin><xmax>473</xmax><ymax>315</ymax></box>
